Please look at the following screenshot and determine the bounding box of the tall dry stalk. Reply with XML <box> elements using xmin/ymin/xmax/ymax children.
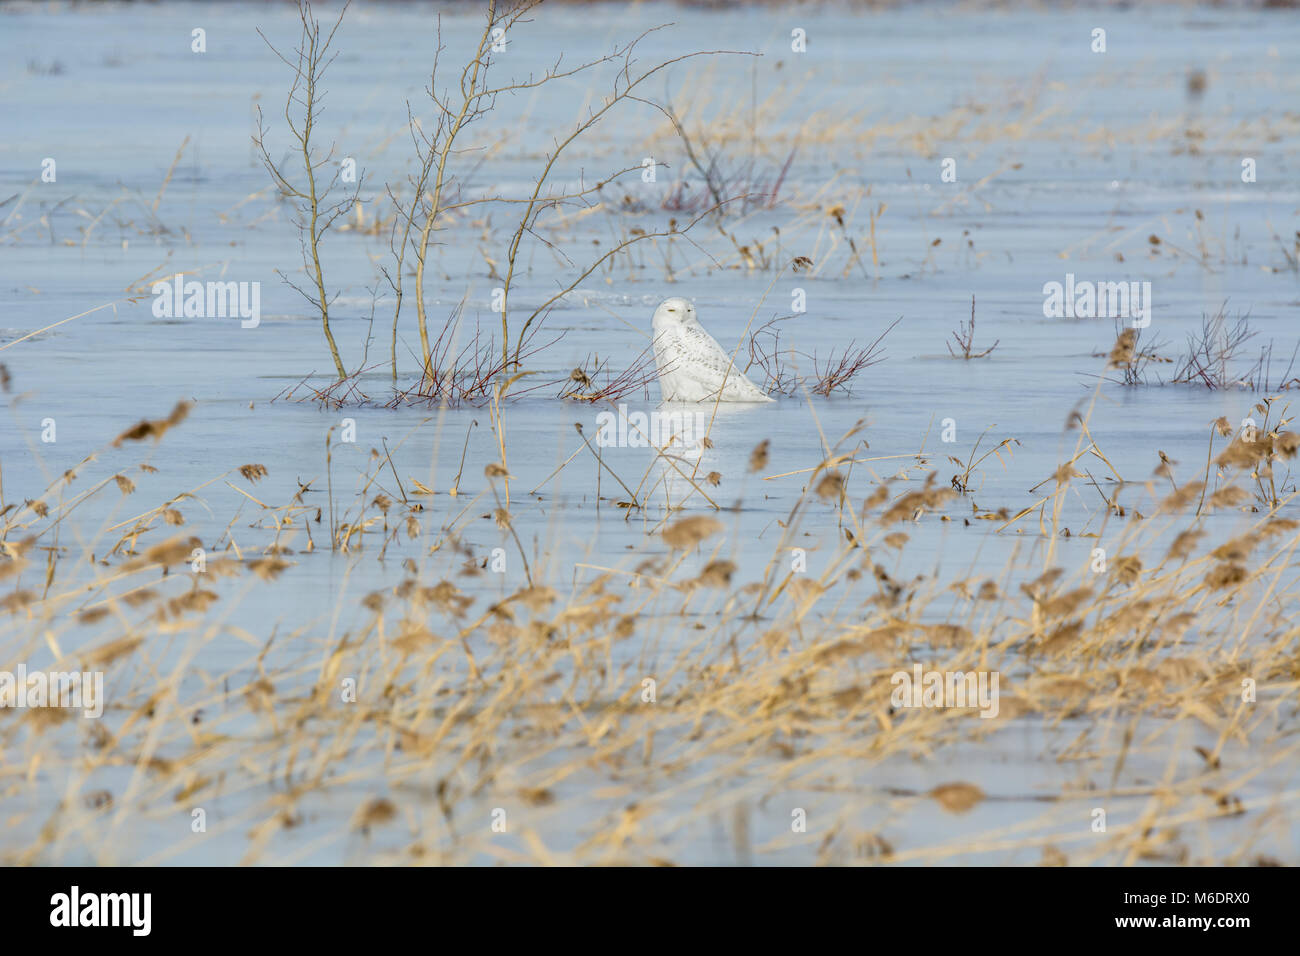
<box><xmin>501</xmin><ymin>35</ymin><xmax>755</xmax><ymax>371</ymax></box>
<box><xmin>383</xmin><ymin>4</ymin><xmax>743</xmax><ymax>385</ymax></box>
<box><xmin>406</xmin><ymin>2</ymin><xmax>502</xmax><ymax>386</ymax></box>
<box><xmin>255</xmin><ymin>0</ymin><xmax>360</xmax><ymax>381</ymax></box>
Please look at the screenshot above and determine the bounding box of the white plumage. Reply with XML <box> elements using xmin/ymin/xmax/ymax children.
<box><xmin>650</xmin><ymin>297</ymin><xmax>774</xmax><ymax>403</ymax></box>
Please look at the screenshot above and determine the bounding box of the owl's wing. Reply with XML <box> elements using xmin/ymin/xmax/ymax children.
<box><xmin>651</xmin><ymin>326</ymin><xmax>685</xmax><ymax>378</ymax></box>
<box><xmin>673</xmin><ymin>325</ymin><xmax>769</xmax><ymax>401</ymax></box>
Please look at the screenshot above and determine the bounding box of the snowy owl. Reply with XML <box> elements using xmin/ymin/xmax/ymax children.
<box><xmin>650</xmin><ymin>297</ymin><xmax>774</xmax><ymax>403</ymax></box>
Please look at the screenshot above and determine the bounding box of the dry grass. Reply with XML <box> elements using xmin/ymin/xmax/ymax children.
<box><xmin>948</xmin><ymin>296</ymin><xmax>998</xmax><ymax>360</ymax></box>
<box><xmin>747</xmin><ymin>312</ymin><xmax>897</xmax><ymax>397</ymax></box>
<box><xmin>2</xmin><ymin>335</ymin><xmax>1298</xmax><ymax>866</ymax></box>
<box><xmin>558</xmin><ymin>349</ymin><xmax>659</xmax><ymax>404</ymax></box>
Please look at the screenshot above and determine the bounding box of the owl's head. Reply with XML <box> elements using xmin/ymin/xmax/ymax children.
<box><xmin>652</xmin><ymin>297</ymin><xmax>697</xmax><ymax>330</ymax></box>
